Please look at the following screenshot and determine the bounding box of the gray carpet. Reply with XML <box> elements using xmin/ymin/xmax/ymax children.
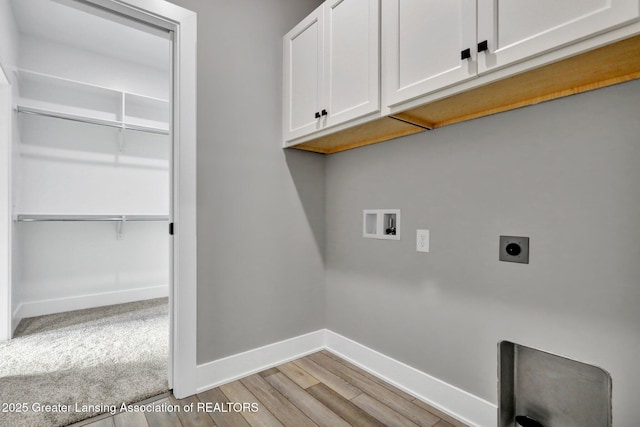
<box><xmin>0</xmin><ymin>298</ymin><xmax>169</xmax><ymax>427</ymax></box>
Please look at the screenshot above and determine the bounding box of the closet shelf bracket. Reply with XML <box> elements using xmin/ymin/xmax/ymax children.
<box><xmin>119</xmin><ymin>126</ymin><xmax>125</xmax><ymax>153</ymax></box>
<box><xmin>116</xmin><ymin>216</ymin><xmax>126</xmax><ymax>240</ymax></box>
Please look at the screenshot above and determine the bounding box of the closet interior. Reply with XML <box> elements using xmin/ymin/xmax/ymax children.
<box><xmin>9</xmin><ymin>0</ymin><xmax>172</xmax><ymax>332</ymax></box>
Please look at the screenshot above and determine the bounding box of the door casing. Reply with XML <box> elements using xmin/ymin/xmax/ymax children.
<box><xmin>0</xmin><ymin>65</ymin><xmax>11</xmax><ymax>343</ymax></box>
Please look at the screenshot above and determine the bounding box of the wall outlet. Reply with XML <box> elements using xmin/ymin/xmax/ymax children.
<box><xmin>499</xmin><ymin>236</ymin><xmax>529</xmax><ymax>264</ymax></box>
<box><xmin>416</xmin><ymin>229</ymin><xmax>429</xmax><ymax>252</ymax></box>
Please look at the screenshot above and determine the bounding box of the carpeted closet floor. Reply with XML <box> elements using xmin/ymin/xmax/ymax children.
<box><xmin>0</xmin><ymin>298</ymin><xmax>169</xmax><ymax>427</ymax></box>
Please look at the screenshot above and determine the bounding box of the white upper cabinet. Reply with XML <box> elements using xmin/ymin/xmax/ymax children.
<box><xmin>384</xmin><ymin>0</ymin><xmax>640</xmax><ymax>107</ymax></box>
<box><xmin>283</xmin><ymin>0</ymin><xmax>380</xmax><ymax>143</ymax></box>
<box><xmin>284</xmin><ymin>0</ymin><xmax>640</xmax><ymax>152</ymax></box>
<box><xmin>477</xmin><ymin>0</ymin><xmax>640</xmax><ymax>73</ymax></box>
<box><xmin>283</xmin><ymin>5</ymin><xmax>324</xmax><ymax>142</ymax></box>
<box><xmin>384</xmin><ymin>0</ymin><xmax>477</xmax><ymax>108</ymax></box>
<box><xmin>324</xmin><ymin>0</ymin><xmax>380</xmax><ymax>127</ymax></box>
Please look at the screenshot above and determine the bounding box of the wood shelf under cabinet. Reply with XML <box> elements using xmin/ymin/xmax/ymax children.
<box><xmin>290</xmin><ymin>35</ymin><xmax>640</xmax><ymax>155</ymax></box>
<box><xmin>292</xmin><ymin>116</ymin><xmax>427</xmax><ymax>154</ymax></box>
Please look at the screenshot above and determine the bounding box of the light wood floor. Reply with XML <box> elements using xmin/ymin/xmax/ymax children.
<box><xmin>74</xmin><ymin>350</ymin><xmax>468</xmax><ymax>427</ymax></box>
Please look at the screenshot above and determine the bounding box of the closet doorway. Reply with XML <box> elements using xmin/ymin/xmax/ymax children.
<box><xmin>0</xmin><ymin>0</ymin><xmax>197</xmax><ymax>420</ymax></box>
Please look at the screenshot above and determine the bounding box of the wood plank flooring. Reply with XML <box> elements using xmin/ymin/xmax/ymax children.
<box><xmin>72</xmin><ymin>351</ymin><xmax>468</xmax><ymax>427</ymax></box>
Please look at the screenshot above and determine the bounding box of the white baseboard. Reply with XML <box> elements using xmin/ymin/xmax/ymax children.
<box><xmin>324</xmin><ymin>330</ymin><xmax>497</xmax><ymax>427</ymax></box>
<box><xmin>196</xmin><ymin>330</ymin><xmax>325</xmax><ymax>393</ymax></box>
<box><xmin>195</xmin><ymin>329</ymin><xmax>497</xmax><ymax>427</ymax></box>
<box><xmin>12</xmin><ymin>284</ymin><xmax>168</xmax><ymax>322</ymax></box>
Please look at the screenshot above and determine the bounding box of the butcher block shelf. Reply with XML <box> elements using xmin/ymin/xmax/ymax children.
<box><xmin>292</xmin><ymin>35</ymin><xmax>640</xmax><ymax>155</ymax></box>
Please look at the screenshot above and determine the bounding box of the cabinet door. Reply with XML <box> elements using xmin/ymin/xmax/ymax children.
<box><xmin>283</xmin><ymin>5</ymin><xmax>324</xmax><ymax>142</ymax></box>
<box><xmin>324</xmin><ymin>0</ymin><xmax>380</xmax><ymax>127</ymax></box>
<box><xmin>383</xmin><ymin>0</ymin><xmax>477</xmax><ymax>108</ymax></box>
<box><xmin>477</xmin><ymin>0</ymin><xmax>640</xmax><ymax>73</ymax></box>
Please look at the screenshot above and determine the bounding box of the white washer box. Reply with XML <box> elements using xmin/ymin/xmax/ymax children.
<box><xmin>363</xmin><ymin>209</ymin><xmax>400</xmax><ymax>240</ymax></box>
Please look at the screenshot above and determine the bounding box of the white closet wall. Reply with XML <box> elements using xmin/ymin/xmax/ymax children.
<box><xmin>19</xmin><ymin>35</ymin><xmax>170</xmax><ymax>99</ymax></box>
<box><xmin>18</xmin><ymin>111</ymin><xmax>168</xmax><ymax>214</ymax></box>
<box><xmin>12</xmin><ymin>26</ymin><xmax>171</xmax><ymax>323</ymax></box>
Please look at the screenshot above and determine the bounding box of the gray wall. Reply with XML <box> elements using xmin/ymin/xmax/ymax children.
<box><xmin>325</xmin><ymin>80</ymin><xmax>640</xmax><ymax>425</ymax></box>
<box><xmin>166</xmin><ymin>0</ymin><xmax>326</xmax><ymax>364</ymax></box>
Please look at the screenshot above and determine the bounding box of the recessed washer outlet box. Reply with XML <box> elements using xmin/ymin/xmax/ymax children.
<box><xmin>363</xmin><ymin>209</ymin><xmax>400</xmax><ymax>240</ymax></box>
<box><xmin>499</xmin><ymin>236</ymin><xmax>529</xmax><ymax>264</ymax></box>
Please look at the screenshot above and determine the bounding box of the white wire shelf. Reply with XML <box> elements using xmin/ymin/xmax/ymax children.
<box><xmin>16</xmin><ymin>105</ymin><xmax>170</xmax><ymax>135</ymax></box>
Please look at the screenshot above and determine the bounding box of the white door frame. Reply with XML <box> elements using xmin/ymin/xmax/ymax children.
<box><xmin>0</xmin><ymin>64</ymin><xmax>11</xmax><ymax>342</ymax></box>
<box><xmin>81</xmin><ymin>0</ymin><xmax>198</xmax><ymax>398</ymax></box>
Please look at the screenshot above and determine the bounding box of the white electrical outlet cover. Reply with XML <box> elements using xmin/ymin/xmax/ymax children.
<box><xmin>417</xmin><ymin>229</ymin><xmax>430</xmax><ymax>252</ymax></box>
